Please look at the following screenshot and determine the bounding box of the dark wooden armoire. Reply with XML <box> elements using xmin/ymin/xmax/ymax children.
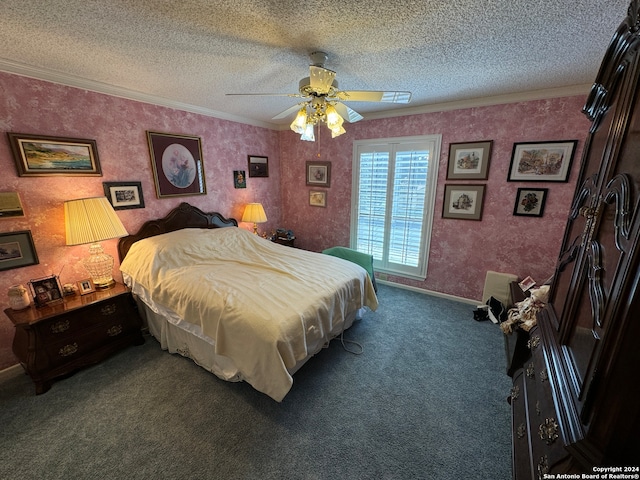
<box><xmin>510</xmin><ymin>1</ymin><xmax>640</xmax><ymax>477</ymax></box>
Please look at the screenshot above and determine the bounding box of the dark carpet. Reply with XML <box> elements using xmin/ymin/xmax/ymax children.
<box><xmin>0</xmin><ymin>284</ymin><xmax>512</xmax><ymax>480</ymax></box>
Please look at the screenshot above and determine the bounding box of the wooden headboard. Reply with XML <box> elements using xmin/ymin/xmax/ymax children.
<box><xmin>117</xmin><ymin>202</ymin><xmax>238</xmax><ymax>261</ymax></box>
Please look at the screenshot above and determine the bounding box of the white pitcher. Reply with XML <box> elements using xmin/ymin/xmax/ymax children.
<box><xmin>8</xmin><ymin>284</ymin><xmax>30</xmax><ymax>310</ymax></box>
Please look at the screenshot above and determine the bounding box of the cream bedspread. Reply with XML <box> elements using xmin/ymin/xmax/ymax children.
<box><xmin>119</xmin><ymin>227</ymin><xmax>378</xmax><ymax>401</ymax></box>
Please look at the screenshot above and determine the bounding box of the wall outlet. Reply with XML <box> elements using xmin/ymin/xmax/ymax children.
<box><xmin>378</xmin><ymin>273</ymin><xmax>388</xmax><ymax>281</ymax></box>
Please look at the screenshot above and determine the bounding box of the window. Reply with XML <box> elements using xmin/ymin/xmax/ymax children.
<box><xmin>350</xmin><ymin>135</ymin><xmax>441</xmax><ymax>280</ymax></box>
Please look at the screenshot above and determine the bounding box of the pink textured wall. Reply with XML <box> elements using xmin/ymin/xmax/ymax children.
<box><xmin>0</xmin><ymin>70</ymin><xmax>591</xmax><ymax>371</ymax></box>
<box><xmin>279</xmin><ymin>97</ymin><xmax>591</xmax><ymax>301</ymax></box>
<box><xmin>0</xmin><ymin>72</ymin><xmax>281</xmax><ymax>369</ymax></box>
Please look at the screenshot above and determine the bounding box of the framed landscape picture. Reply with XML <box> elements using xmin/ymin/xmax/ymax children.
<box><xmin>513</xmin><ymin>188</ymin><xmax>548</xmax><ymax>217</ymax></box>
<box><xmin>147</xmin><ymin>131</ymin><xmax>207</xmax><ymax>198</ymax></box>
<box><xmin>447</xmin><ymin>141</ymin><xmax>492</xmax><ymax>180</ymax></box>
<box><xmin>508</xmin><ymin>140</ymin><xmax>577</xmax><ymax>182</ymax></box>
<box><xmin>8</xmin><ymin>133</ymin><xmax>102</xmax><ymax>177</ymax></box>
<box><xmin>0</xmin><ymin>230</ymin><xmax>39</xmax><ymax>271</ymax></box>
<box><xmin>442</xmin><ymin>184</ymin><xmax>486</xmax><ymax>220</ymax></box>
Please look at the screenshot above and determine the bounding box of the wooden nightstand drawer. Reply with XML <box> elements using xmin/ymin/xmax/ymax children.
<box><xmin>36</xmin><ymin>295</ymin><xmax>131</xmax><ymax>340</ymax></box>
<box><xmin>42</xmin><ymin>319</ymin><xmax>132</xmax><ymax>368</ymax></box>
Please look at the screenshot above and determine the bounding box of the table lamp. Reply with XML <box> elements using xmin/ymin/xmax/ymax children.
<box><xmin>64</xmin><ymin>197</ymin><xmax>128</xmax><ymax>289</ymax></box>
<box><xmin>242</xmin><ymin>202</ymin><xmax>267</xmax><ymax>234</ymax></box>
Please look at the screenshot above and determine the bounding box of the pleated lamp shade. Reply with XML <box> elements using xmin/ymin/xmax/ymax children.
<box><xmin>241</xmin><ymin>203</ymin><xmax>267</xmax><ymax>234</ymax></box>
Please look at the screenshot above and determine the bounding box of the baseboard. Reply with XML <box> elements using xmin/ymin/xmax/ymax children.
<box><xmin>377</xmin><ymin>279</ymin><xmax>480</xmax><ymax>305</ymax></box>
<box><xmin>0</xmin><ymin>363</ymin><xmax>23</xmax><ymax>382</ymax></box>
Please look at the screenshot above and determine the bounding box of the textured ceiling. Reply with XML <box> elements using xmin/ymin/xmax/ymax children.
<box><xmin>0</xmin><ymin>0</ymin><xmax>629</xmax><ymax>129</ymax></box>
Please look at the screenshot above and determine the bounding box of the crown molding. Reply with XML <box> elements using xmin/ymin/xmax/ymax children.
<box><xmin>361</xmin><ymin>84</ymin><xmax>591</xmax><ymax>121</ymax></box>
<box><xmin>0</xmin><ymin>58</ymin><xmax>590</xmax><ymax>131</ymax></box>
<box><xmin>0</xmin><ymin>58</ymin><xmax>275</xmax><ymax>130</ymax></box>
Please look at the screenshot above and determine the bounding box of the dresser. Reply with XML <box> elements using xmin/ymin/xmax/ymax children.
<box><xmin>509</xmin><ymin>1</ymin><xmax>640</xmax><ymax>476</ymax></box>
<box><xmin>5</xmin><ymin>283</ymin><xmax>144</xmax><ymax>394</ymax></box>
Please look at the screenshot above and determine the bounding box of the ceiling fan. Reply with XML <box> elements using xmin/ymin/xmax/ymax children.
<box><xmin>227</xmin><ymin>51</ymin><xmax>412</xmax><ymax>141</ymax></box>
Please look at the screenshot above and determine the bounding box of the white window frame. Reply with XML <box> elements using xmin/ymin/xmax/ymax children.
<box><xmin>350</xmin><ymin>135</ymin><xmax>441</xmax><ymax>280</ymax></box>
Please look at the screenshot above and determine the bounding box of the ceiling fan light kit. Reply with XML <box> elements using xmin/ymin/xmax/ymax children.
<box><xmin>228</xmin><ymin>51</ymin><xmax>411</xmax><ymax>141</ymax></box>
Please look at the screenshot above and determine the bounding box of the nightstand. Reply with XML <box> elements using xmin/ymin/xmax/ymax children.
<box><xmin>4</xmin><ymin>282</ymin><xmax>144</xmax><ymax>394</ymax></box>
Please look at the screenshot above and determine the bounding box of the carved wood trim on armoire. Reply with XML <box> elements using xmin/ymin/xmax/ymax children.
<box><xmin>510</xmin><ymin>1</ymin><xmax>640</xmax><ymax>477</ymax></box>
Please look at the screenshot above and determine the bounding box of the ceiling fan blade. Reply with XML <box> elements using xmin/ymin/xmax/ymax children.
<box><xmin>336</xmin><ymin>90</ymin><xmax>412</xmax><ymax>103</ymax></box>
<box><xmin>333</xmin><ymin>102</ymin><xmax>364</xmax><ymax>123</ymax></box>
<box><xmin>310</xmin><ymin>66</ymin><xmax>336</xmax><ymax>95</ymax></box>
<box><xmin>272</xmin><ymin>103</ymin><xmax>305</xmax><ymax>120</ymax></box>
<box><xmin>226</xmin><ymin>93</ymin><xmax>304</xmax><ymax>98</ymax></box>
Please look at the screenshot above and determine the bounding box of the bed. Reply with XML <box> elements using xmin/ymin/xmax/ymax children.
<box><xmin>118</xmin><ymin>203</ymin><xmax>378</xmax><ymax>401</ymax></box>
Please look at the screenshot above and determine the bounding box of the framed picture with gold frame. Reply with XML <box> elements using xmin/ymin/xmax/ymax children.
<box><xmin>78</xmin><ymin>278</ymin><xmax>96</xmax><ymax>295</ymax></box>
<box><xmin>147</xmin><ymin>131</ymin><xmax>207</xmax><ymax>198</ymax></box>
<box><xmin>309</xmin><ymin>190</ymin><xmax>327</xmax><ymax>207</ymax></box>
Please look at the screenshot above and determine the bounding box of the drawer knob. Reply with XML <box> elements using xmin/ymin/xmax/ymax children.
<box><xmin>539</xmin><ymin>418</ymin><xmax>559</xmax><ymax>445</ymax></box>
<box><xmin>106</xmin><ymin>325</ymin><xmax>123</xmax><ymax>337</ymax></box>
<box><xmin>528</xmin><ymin>335</ymin><xmax>541</xmax><ymax>350</ymax></box>
<box><xmin>510</xmin><ymin>385</ymin><xmax>520</xmax><ymax>401</ymax></box>
<box><xmin>51</xmin><ymin>319</ymin><xmax>70</xmax><ymax>334</ymax></box>
<box><xmin>100</xmin><ymin>304</ymin><xmax>117</xmax><ymax>316</ymax></box>
<box><xmin>526</xmin><ymin>362</ymin><xmax>535</xmax><ymax>378</ymax></box>
<box><xmin>59</xmin><ymin>343</ymin><xmax>78</xmax><ymax>357</ymax></box>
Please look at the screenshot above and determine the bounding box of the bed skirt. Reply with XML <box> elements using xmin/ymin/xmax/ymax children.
<box><xmin>134</xmin><ymin>296</ymin><xmax>362</xmax><ymax>387</ymax></box>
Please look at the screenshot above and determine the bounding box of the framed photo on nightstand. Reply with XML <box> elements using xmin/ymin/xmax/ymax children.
<box><xmin>29</xmin><ymin>275</ymin><xmax>64</xmax><ymax>307</ymax></box>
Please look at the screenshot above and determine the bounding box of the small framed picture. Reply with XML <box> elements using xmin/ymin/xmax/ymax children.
<box><xmin>103</xmin><ymin>181</ymin><xmax>145</xmax><ymax>210</ymax></box>
<box><xmin>447</xmin><ymin>141</ymin><xmax>492</xmax><ymax>180</ymax></box>
<box><xmin>78</xmin><ymin>278</ymin><xmax>96</xmax><ymax>295</ymax></box>
<box><xmin>0</xmin><ymin>230</ymin><xmax>39</xmax><ymax>271</ymax></box>
<box><xmin>233</xmin><ymin>170</ymin><xmax>246</xmax><ymax>188</ymax></box>
<box><xmin>508</xmin><ymin>140</ymin><xmax>577</xmax><ymax>182</ymax></box>
<box><xmin>29</xmin><ymin>275</ymin><xmax>64</xmax><ymax>308</ymax></box>
<box><xmin>306</xmin><ymin>161</ymin><xmax>331</xmax><ymax>187</ymax></box>
<box><xmin>309</xmin><ymin>190</ymin><xmax>327</xmax><ymax>207</ymax></box>
<box><xmin>519</xmin><ymin>276</ymin><xmax>536</xmax><ymax>292</ymax></box>
<box><xmin>442</xmin><ymin>184</ymin><xmax>486</xmax><ymax>220</ymax></box>
<box><xmin>0</xmin><ymin>192</ymin><xmax>25</xmax><ymax>218</ymax></box>
<box><xmin>147</xmin><ymin>131</ymin><xmax>207</xmax><ymax>198</ymax></box>
<box><xmin>7</xmin><ymin>132</ymin><xmax>102</xmax><ymax>177</ymax></box>
<box><xmin>248</xmin><ymin>155</ymin><xmax>269</xmax><ymax>177</ymax></box>
<box><xmin>513</xmin><ymin>188</ymin><xmax>548</xmax><ymax>217</ymax></box>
